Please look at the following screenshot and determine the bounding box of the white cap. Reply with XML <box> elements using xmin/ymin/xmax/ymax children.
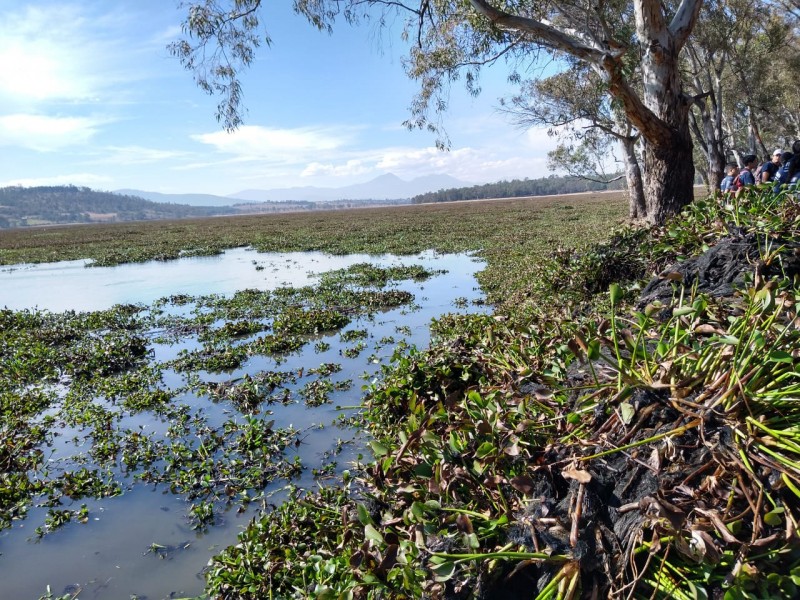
<box><xmin>774</xmin><ymin>148</ymin><xmax>783</xmax><ymax>156</ymax></box>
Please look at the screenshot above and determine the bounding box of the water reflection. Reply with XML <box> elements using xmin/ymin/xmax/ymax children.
<box><xmin>0</xmin><ymin>248</ymin><xmax>433</xmax><ymax>312</ymax></box>
<box><xmin>0</xmin><ymin>248</ymin><xmax>486</xmax><ymax>599</ymax></box>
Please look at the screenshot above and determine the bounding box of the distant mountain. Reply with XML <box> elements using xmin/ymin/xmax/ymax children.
<box><xmin>115</xmin><ymin>189</ymin><xmax>238</xmax><ymax>207</ymax></box>
<box><xmin>0</xmin><ymin>185</ymin><xmax>235</xmax><ymax>229</ymax></box>
<box><xmin>230</xmin><ymin>173</ymin><xmax>469</xmax><ymax>203</ymax></box>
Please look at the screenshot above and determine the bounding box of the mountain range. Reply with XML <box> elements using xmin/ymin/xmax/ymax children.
<box><xmin>117</xmin><ymin>173</ymin><xmax>468</xmax><ymax>207</ymax></box>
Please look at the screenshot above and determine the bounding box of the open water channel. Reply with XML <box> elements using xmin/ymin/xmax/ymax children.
<box><xmin>0</xmin><ymin>248</ymin><xmax>486</xmax><ymax>599</ymax></box>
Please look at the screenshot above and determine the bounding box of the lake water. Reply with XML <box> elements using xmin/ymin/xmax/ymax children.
<box><xmin>0</xmin><ymin>248</ymin><xmax>487</xmax><ymax>599</ymax></box>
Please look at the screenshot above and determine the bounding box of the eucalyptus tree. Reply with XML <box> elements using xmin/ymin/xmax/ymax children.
<box><xmin>712</xmin><ymin>0</ymin><xmax>794</xmax><ymax>158</ymax></box>
<box><xmin>685</xmin><ymin>0</ymin><xmax>732</xmax><ymax>189</ymax></box>
<box><xmin>171</xmin><ymin>0</ymin><xmax>703</xmax><ymax>224</ymax></box>
<box><xmin>502</xmin><ymin>67</ymin><xmax>646</xmax><ymax>218</ymax></box>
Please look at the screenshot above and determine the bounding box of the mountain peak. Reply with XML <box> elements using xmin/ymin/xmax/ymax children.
<box><xmin>229</xmin><ymin>173</ymin><xmax>469</xmax><ymax>203</ymax></box>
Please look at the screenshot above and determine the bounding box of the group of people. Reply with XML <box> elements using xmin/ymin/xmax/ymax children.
<box><xmin>720</xmin><ymin>139</ymin><xmax>800</xmax><ymax>194</ymax></box>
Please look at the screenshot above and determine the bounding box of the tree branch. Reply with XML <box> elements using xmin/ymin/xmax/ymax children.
<box><xmin>669</xmin><ymin>0</ymin><xmax>704</xmax><ymax>50</ymax></box>
<box><xmin>466</xmin><ymin>0</ymin><xmax>606</xmax><ymax>64</ymax></box>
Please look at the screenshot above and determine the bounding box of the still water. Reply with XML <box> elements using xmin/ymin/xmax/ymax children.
<box><xmin>0</xmin><ymin>248</ymin><xmax>487</xmax><ymax>599</ymax></box>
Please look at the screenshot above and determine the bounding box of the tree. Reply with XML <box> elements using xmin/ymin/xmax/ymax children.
<box><xmin>501</xmin><ymin>66</ymin><xmax>646</xmax><ymax>218</ymax></box>
<box><xmin>171</xmin><ymin>0</ymin><xmax>704</xmax><ymax>224</ymax></box>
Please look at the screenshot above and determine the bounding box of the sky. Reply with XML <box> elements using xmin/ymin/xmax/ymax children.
<box><xmin>0</xmin><ymin>0</ymin><xmax>561</xmax><ymax>197</ymax></box>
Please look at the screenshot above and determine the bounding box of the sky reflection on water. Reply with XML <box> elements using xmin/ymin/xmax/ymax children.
<box><xmin>0</xmin><ymin>248</ymin><xmax>426</xmax><ymax>312</ymax></box>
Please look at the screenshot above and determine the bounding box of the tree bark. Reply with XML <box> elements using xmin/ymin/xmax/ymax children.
<box><xmin>618</xmin><ymin>133</ymin><xmax>645</xmax><ymax>219</ymax></box>
<box><xmin>642</xmin><ymin>129</ymin><xmax>695</xmax><ymax>224</ymax></box>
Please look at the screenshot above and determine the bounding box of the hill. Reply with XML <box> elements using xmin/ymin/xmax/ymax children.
<box><xmin>0</xmin><ymin>186</ymin><xmax>236</xmax><ymax>228</ymax></box>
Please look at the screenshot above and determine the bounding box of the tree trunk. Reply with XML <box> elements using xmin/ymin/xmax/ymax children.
<box><xmin>702</xmin><ymin>107</ymin><xmax>725</xmax><ymax>188</ymax></box>
<box><xmin>642</xmin><ymin>126</ymin><xmax>696</xmax><ymax>225</ymax></box>
<box><xmin>606</xmin><ymin>0</ymin><xmax>701</xmax><ymax>224</ymax></box>
<box><xmin>620</xmin><ymin>136</ymin><xmax>646</xmax><ymax>219</ymax></box>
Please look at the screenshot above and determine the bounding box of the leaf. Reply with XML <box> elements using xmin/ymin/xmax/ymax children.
<box><xmin>464</xmin><ymin>532</ymin><xmax>480</xmax><ymax>549</ymax></box>
<box><xmin>476</xmin><ymin>441</ymin><xmax>495</xmax><ymax>458</ymax></box>
<box><xmin>619</xmin><ymin>401</ymin><xmax>635</xmax><ymax>425</ymax></box>
<box><xmin>357</xmin><ymin>504</ymin><xmax>374</xmax><ymax>526</ymax></box>
<box><xmin>764</xmin><ymin>507</ymin><xmax>785</xmax><ymax>526</ymax></box>
<box><xmin>431</xmin><ymin>560</ymin><xmax>456</xmax><ymax>582</ymax></box>
<box><xmin>694</xmin><ymin>324</ymin><xmax>724</xmax><ymax>335</ymax></box>
<box><xmin>561</xmin><ymin>467</ymin><xmax>592</xmax><ymax>484</ymax></box>
<box><xmin>364</xmin><ymin>524</ymin><xmax>384</xmax><ymax>543</ymax></box>
<box><xmin>587</xmin><ymin>338</ymin><xmax>601</xmax><ymax>361</ymax></box>
<box><xmin>510</xmin><ymin>475</ymin><xmax>535</xmax><ymax>495</ymax></box>
<box><xmin>769</xmin><ymin>350</ymin><xmax>794</xmax><ymax>363</ymax></box>
<box><xmin>369</xmin><ymin>440</ymin><xmax>389</xmax><ymax>457</ymax></box>
<box><xmin>609</xmin><ymin>283</ymin><xmax>622</xmax><ymax>305</ymax></box>
<box><xmin>503</xmin><ymin>440</ymin><xmax>520</xmax><ymax>456</ymax></box>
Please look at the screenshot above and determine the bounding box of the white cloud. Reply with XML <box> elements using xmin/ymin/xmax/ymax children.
<box><xmin>0</xmin><ymin>114</ymin><xmax>106</xmax><ymax>151</ymax></box>
<box><xmin>0</xmin><ymin>6</ymin><xmax>102</xmax><ymax>103</ymax></box>
<box><xmin>0</xmin><ymin>4</ymin><xmax>167</xmax><ymax>107</ymax></box>
<box><xmin>301</xmin><ymin>160</ymin><xmax>371</xmax><ymax>178</ymax></box>
<box><xmin>87</xmin><ymin>146</ymin><xmax>191</xmax><ymax>166</ymax></box>
<box><xmin>0</xmin><ymin>173</ymin><xmax>112</xmax><ymax>188</ymax></box>
<box><xmin>192</xmin><ymin>125</ymin><xmax>355</xmax><ymax>161</ymax></box>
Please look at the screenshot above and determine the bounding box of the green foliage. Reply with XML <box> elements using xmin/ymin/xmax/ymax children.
<box><xmin>411</xmin><ymin>174</ymin><xmax>624</xmax><ymax>204</ymax></box>
<box><xmin>0</xmin><ymin>185</ymin><xmax>234</xmax><ymax>228</ymax></box>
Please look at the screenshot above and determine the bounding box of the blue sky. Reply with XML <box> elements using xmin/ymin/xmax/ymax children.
<box><xmin>0</xmin><ymin>1</ymin><xmax>559</xmax><ymax>196</ymax></box>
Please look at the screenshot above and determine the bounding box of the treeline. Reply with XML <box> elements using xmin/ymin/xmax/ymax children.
<box><xmin>0</xmin><ymin>186</ymin><xmax>235</xmax><ymax>228</ymax></box>
<box><xmin>411</xmin><ymin>175</ymin><xmax>625</xmax><ymax>204</ymax></box>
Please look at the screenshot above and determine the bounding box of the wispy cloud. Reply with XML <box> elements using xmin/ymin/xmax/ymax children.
<box><xmin>192</xmin><ymin>125</ymin><xmax>357</xmax><ymax>161</ymax></box>
<box><xmin>0</xmin><ymin>173</ymin><xmax>112</xmax><ymax>188</ymax></box>
<box><xmin>86</xmin><ymin>145</ymin><xmax>192</xmax><ymax>166</ymax></box>
<box><xmin>0</xmin><ymin>114</ymin><xmax>108</xmax><ymax>151</ymax></box>
<box><xmin>0</xmin><ymin>3</ymin><xmax>170</xmax><ymax>108</ymax></box>
<box><xmin>300</xmin><ymin>160</ymin><xmax>371</xmax><ymax>178</ymax></box>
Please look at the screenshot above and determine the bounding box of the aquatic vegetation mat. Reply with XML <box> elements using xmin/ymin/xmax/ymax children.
<box><xmin>0</xmin><ymin>263</ymin><xmax>445</xmax><ymax>539</ymax></box>
<box><xmin>203</xmin><ymin>189</ymin><xmax>800</xmax><ymax>599</ymax></box>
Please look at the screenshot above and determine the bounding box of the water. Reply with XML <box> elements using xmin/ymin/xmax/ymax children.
<box><xmin>0</xmin><ymin>248</ymin><xmax>487</xmax><ymax>599</ymax></box>
<box><xmin>0</xmin><ymin>248</ymin><xmax>435</xmax><ymax>312</ymax></box>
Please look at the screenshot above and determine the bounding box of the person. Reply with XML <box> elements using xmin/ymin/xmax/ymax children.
<box><xmin>720</xmin><ymin>163</ymin><xmax>738</xmax><ymax>193</ymax></box>
<box><xmin>759</xmin><ymin>149</ymin><xmax>782</xmax><ymax>183</ymax></box>
<box><xmin>774</xmin><ymin>141</ymin><xmax>800</xmax><ymax>192</ymax></box>
<box><xmin>732</xmin><ymin>154</ymin><xmax>758</xmax><ymax>193</ymax></box>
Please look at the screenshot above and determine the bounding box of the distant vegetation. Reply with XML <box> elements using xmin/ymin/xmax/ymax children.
<box><xmin>411</xmin><ymin>174</ymin><xmax>625</xmax><ymax>203</ymax></box>
<box><xmin>0</xmin><ymin>178</ymin><xmax>626</xmax><ymax>229</ymax></box>
<box><xmin>0</xmin><ymin>185</ymin><xmax>236</xmax><ymax>228</ymax></box>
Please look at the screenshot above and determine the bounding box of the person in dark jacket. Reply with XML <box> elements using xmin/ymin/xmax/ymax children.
<box><xmin>759</xmin><ymin>149</ymin><xmax>783</xmax><ymax>183</ymax></box>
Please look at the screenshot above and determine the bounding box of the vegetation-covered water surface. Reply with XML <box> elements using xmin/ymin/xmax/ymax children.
<box><xmin>4</xmin><ymin>189</ymin><xmax>799</xmax><ymax>599</ymax></box>
<box><xmin>0</xmin><ymin>249</ymin><xmax>485</xmax><ymax>598</ymax></box>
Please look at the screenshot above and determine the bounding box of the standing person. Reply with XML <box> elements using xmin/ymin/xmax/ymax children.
<box><xmin>759</xmin><ymin>149</ymin><xmax>783</xmax><ymax>183</ymax></box>
<box><xmin>720</xmin><ymin>163</ymin><xmax>738</xmax><ymax>193</ymax></box>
